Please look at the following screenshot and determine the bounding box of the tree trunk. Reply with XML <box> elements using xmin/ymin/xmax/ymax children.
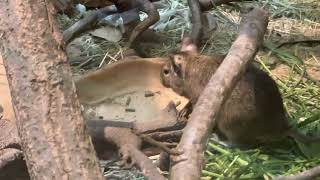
<box><xmin>0</xmin><ymin>1</ymin><xmax>104</xmax><ymax>179</ymax></box>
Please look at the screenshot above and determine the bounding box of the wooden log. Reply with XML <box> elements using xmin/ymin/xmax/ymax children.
<box><xmin>0</xmin><ymin>0</ymin><xmax>103</xmax><ymax>179</ymax></box>
<box><xmin>0</xmin><ymin>55</ymin><xmax>20</xmax><ymax>151</ymax></box>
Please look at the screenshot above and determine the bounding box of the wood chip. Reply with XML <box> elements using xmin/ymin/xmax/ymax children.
<box><xmin>125</xmin><ymin>108</ymin><xmax>135</xmax><ymax>112</ymax></box>
<box><xmin>125</xmin><ymin>97</ymin><xmax>131</xmax><ymax>106</ymax></box>
<box><xmin>144</xmin><ymin>91</ymin><xmax>154</xmax><ymax>97</ymax></box>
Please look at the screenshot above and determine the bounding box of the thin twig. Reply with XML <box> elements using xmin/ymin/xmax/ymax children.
<box><xmin>63</xmin><ymin>6</ymin><xmax>118</xmax><ymax>43</ymax></box>
<box><xmin>106</xmin><ymin>53</ymin><xmax>118</xmax><ymax>62</ymax></box>
<box><xmin>128</xmin><ymin>0</ymin><xmax>160</xmax><ymax>45</ymax></box>
<box><xmin>140</xmin><ymin>134</ymin><xmax>180</xmax><ymax>155</ymax></box>
<box><xmin>99</xmin><ymin>52</ymin><xmax>109</xmax><ymax>68</ymax></box>
<box><xmin>146</xmin><ymin>130</ymin><xmax>184</xmax><ymax>141</ymax></box>
<box><xmin>292</xmin><ymin>67</ymin><xmax>305</xmax><ymax>88</ymax></box>
<box><xmin>77</xmin><ymin>57</ymin><xmax>93</xmax><ymax>68</ymax></box>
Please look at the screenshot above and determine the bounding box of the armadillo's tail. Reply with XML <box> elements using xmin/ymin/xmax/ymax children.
<box><xmin>286</xmin><ymin>128</ymin><xmax>320</xmax><ymax>144</ymax></box>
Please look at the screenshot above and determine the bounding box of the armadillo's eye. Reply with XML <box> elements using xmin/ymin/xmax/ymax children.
<box><xmin>163</xmin><ymin>69</ymin><xmax>170</xmax><ymax>75</ymax></box>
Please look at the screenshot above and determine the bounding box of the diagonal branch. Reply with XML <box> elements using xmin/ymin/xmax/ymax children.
<box><xmin>104</xmin><ymin>127</ymin><xmax>165</xmax><ymax>180</ymax></box>
<box><xmin>128</xmin><ymin>0</ymin><xmax>160</xmax><ymax>45</ymax></box>
<box><xmin>170</xmin><ymin>8</ymin><xmax>269</xmax><ymax>180</ymax></box>
<box><xmin>187</xmin><ymin>0</ymin><xmax>203</xmax><ymax>46</ymax></box>
<box><xmin>63</xmin><ymin>5</ymin><xmax>118</xmax><ymax>43</ymax></box>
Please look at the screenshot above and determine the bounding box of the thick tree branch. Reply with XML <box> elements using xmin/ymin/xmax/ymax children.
<box><xmin>170</xmin><ymin>8</ymin><xmax>268</xmax><ymax>180</ymax></box>
<box><xmin>0</xmin><ymin>0</ymin><xmax>103</xmax><ymax>179</ymax></box>
<box><xmin>64</xmin><ymin>1</ymin><xmax>162</xmax><ymax>45</ymax></box>
<box><xmin>63</xmin><ymin>5</ymin><xmax>118</xmax><ymax>43</ymax></box>
<box><xmin>187</xmin><ymin>0</ymin><xmax>203</xmax><ymax>46</ymax></box>
<box><xmin>128</xmin><ymin>0</ymin><xmax>160</xmax><ymax>45</ymax></box>
<box><xmin>104</xmin><ymin>127</ymin><xmax>165</xmax><ymax>180</ymax></box>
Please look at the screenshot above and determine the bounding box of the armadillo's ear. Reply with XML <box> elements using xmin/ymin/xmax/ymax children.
<box><xmin>180</xmin><ymin>37</ymin><xmax>198</xmax><ymax>55</ymax></box>
<box><xmin>171</xmin><ymin>54</ymin><xmax>185</xmax><ymax>78</ymax></box>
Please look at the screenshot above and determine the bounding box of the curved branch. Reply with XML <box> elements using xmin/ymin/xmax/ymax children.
<box><xmin>187</xmin><ymin>0</ymin><xmax>203</xmax><ymax>46</ymax></box>
<box><xmin>63</xmin><ymin>6</ymin><xmax>118</xmax><ymax>43</ymax></box>
<box><xmin>129</xmin><ymin>0</ymin><xmax>160</xmax><ymax>45</ymax></box>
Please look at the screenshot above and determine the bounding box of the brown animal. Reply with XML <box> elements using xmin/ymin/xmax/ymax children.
<box><xmin>160</xmin><ymin>38</ymin><xmax>318</xmax><ymax>146</ymax></box>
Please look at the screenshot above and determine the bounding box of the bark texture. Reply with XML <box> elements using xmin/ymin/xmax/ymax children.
<box><xmin>104</xmin><ymin>127</ymin><xmax>165</xmax><ymax>180</ymax></box>
<box><xmin>0</xmin><ymin>63</ymin><xmax>20</xmax><ymax>150</ymax></box>
<box><xmin>52</xmin><ymin>0</ymin><xmax>73</xmax><ymax>12</ymax></box>
<box><xmin>187</xmin><ymin>0</ymin><xmax>203</xmax><ymax>46</ymax></box>
<box><xmin>0</xmin><ymin>54</ymin><xmax>28</xmax><ymax>179</ymax></box>
<box><xmin>0</xmin><ymin>1</ymin><xmax>103</xmax><ymax>179</ymax></box>
<box><xmin>63</xmin><ymin>6</ymin><xmax>118</xmax><ymax>43</ymax></box>
<box><xmin>170</xmin><ymin>8</ymin><xmax>269</xmax><ymax>180</ymax></box>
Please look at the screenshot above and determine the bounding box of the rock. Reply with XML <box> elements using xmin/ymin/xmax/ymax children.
<box><xmin>89</xmin><ymin>26</ymin><xmax>122</xmax><ymax>42</ymax></box>
<box><xmin>75</xmin><ymin>4</ymin><xmax>86</xmax><ymax>15</ymax></box>
<box><xmin>201</xmin><ymin>12</ymin><xmax>218</xmax><ymax>39</ymax></box>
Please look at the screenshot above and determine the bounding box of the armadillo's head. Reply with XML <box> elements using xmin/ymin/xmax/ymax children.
<box><xmin>160</xmin><ymin>37</ymin><xmax>199</xmax><ymax>96</ymax></box>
